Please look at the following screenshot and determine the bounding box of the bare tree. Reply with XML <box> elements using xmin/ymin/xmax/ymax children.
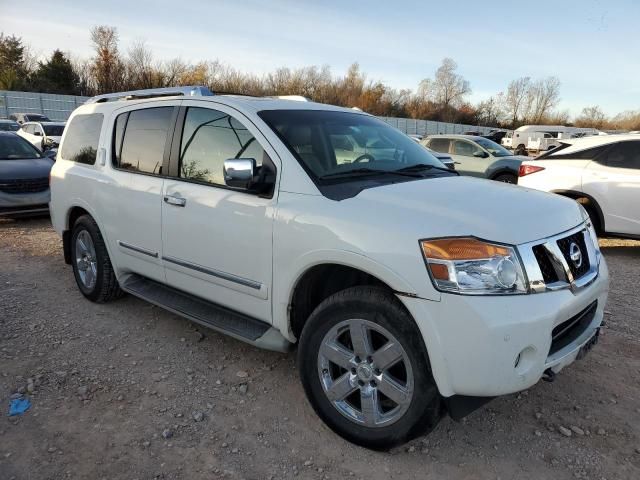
<box><xmin>503</xmin><ymin>77</ymin><xmax>530</xmax><ymax>127</ymax></box>
<box><xmin>476</xmin><ymin>94</ymin><xmax>504</xmax><ymax>126</ymax></box>
<box><xmin>430</xmin><ymin>58</ymin><xmax>471</xmax><ymax>121</ymax></box>
<box><xmin>90</xmin><ymin>25</ymin><xmax>126</xmax><ymax>94</ymax></box>
<box><xmin>575</xmin><ymin>105</ymin><xmax>607</xmax><ymax>129</ymax></box>
<box><xmin>126</xmin><ymin>40</ymin><xmax>155</xmax><ymax>89</ymax></box>
<box><xmin>528</xmin><ymin>77</ymin><xmax>561</xmax><ymax>124</ymax></box>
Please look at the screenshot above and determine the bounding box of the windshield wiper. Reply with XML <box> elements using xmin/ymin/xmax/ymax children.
<box><xmin>320</xmin><ymin>168</ymin><xmax>423</xmax><ymax>180</ymax></box>
<box><xmin>394</xmin><ymin>163</ymin><xmax>459</xmax><ymax>175</ymax></box>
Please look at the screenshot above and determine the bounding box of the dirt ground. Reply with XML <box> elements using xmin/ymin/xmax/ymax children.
<box><xmin>1</xmin><ymin>217</ymin><xmax>639</xmax><ymax>480</ymax></box>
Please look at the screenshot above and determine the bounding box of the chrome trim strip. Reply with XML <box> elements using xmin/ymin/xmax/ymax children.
<box><xmin>162</xmin><ymin>255</ymin><xmax>262</xmax><ymax>290</ymax></box>
<box><xmin>117</xmin><ymin>240</ymin><xmax>158</xmax><ymax>258</ymax></box>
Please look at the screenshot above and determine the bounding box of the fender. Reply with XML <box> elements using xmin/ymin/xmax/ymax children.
<box><xmin>273</xmin><ymin>248</ymin><xmax>440</xmax><ymax>342</ymax></box>
<box><xmin>551</xmin><ymin>189</ymin><xmax>605</xmax><ymax>231</ymax></box>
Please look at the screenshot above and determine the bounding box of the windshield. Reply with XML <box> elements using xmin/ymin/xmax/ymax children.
<box><xmin>474</xmin><ymin>138</ymin><xmax>513</xmax><ymax>157</ymax></box>
<box><xmin>43</xmin><ymin>124</ymin><xmax>65</xmax><ymax>136</ymax></box>
<box><xmin>0</xmin><ymin>122</ymin><xmax>20</xmax><ymax>132</ymax></box>
<box><xmin>0</xmin><ymin>134</ymin><xmax>42</xmax><ymax>160</ymax></box>
<box><xmin>258</xmin><ymin>109</ymin><xmax>445</xmax><ymax>181</ymax></box>
<box><xmin>28</xmin><ymin>114</ymin><xmax>50</xmax><ymax>122</ymax></box>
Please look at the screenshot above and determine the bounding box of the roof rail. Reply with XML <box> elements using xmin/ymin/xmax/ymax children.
<box><xmin>274</xmin><ymin>95</ymin><xmax>310</xmax><ymax>102</ymax></box>
<box><xmin>85</xmin><ymin>86</ymin><xmax>214</xmax><ymax>104</ymax></box>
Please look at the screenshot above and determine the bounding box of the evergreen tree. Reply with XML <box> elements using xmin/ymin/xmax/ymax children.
<box><xmin>31</xmin><ymin>50</ymin><xmax>80</xmax><ymax>94</ymax></box>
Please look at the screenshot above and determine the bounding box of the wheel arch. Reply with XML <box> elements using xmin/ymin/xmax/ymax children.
<box><xmin>62</xmin><ymin>203</ymin><xmax>103</xmax><ymax>264</ymax></box>
<box><xmin>551</xmin><ymin>189</ymin><xmax>605</xmax><ymax>232</ymax></box>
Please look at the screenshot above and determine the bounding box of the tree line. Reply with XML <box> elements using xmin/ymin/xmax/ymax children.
<box><xmin>1</xmin><ymin>28</ymin><xmax>638</xmax><ymax>130</ymax></box>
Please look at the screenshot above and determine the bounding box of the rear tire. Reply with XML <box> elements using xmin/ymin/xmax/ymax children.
<box><xmin>298</xmin><ymin>286</ymin><xmax>441</xmax><ymax>450</ymax></box>
<box><xmin>70</xmin><ymin>214</ymin><xmax>123</xmax><ymax>303</ymax></box>
<box><xmin>494</xmin><ymin>173</ymin><xmax>517</xmax><ymax>184</ymax></box>
<box><xmin>514</xmin><ymin>144</ymin><xmax>527</xmax><ymax>156</ymax></box>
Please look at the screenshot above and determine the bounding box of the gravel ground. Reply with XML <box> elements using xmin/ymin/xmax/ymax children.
<box><xmin>1</xmin><ymin>217</ymin><xmax>639</xmax><ymax>480</ymax></box>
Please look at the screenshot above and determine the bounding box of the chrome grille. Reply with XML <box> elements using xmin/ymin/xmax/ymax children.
<box><xmin>556</xmin><ymin>232</ymin><xmax>590</xmax><ymax>280</ymax></box>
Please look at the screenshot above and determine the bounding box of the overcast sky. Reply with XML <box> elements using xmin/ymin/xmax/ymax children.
<box><xmin>2</xmin><ymin>0</ymin><xmax>638</xmax><ymax>116</ymax></box>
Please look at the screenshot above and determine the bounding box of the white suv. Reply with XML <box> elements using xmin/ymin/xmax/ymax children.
<box><xmin>518</xmin><ymin>135</ymin><xmax>640</xmax><ymax>238</ymax></box>
<box><xmin>50</xmin><ymin>86</ymin><xmax>609</xmax><ymax>449</ymax></box>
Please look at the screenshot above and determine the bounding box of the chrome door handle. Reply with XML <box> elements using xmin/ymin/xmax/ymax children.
<box><xmin>164</xmin><ymin>195</ymin><xmax>186</xmax><ymax>207</ymax></box>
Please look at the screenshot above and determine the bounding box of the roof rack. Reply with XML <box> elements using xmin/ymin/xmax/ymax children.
<box><xmin>85</xmin><ymin>86</ymin><xmax>214</xmax><ymax>104</ymax></box>
<box><xmin>274</xmin><ymin>95</ymin><xmax>309</xmax><ymax>102</ymax></box>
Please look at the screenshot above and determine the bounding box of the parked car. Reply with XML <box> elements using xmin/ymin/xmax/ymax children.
<box><xmin>50</xmin><ymin>86</ymin><xmax>608</xmax><ymax>449</ymax></box>
<box><xmin>9</xmin><ymin>112</ymin><xmax>52</xmax><ymax>124</ymax></box>
<box><xmin>422</xmin><ymin>134</ymin><xmax>525</xmax><ymax>183</ymax></box>
<box><xmin>502</xmin><ymin>125</ymin><xmax>601</xmax><ymax>155</ymax></box>
<box><xmin>422</xmin><ymin>145</ymin><xmax>456</xmax><ymax>170</ymax></box>
<box><xmin>0</xmin><ymin>119</ymin><xmax>21</xmax><ymax>132</ymax></box>
<box><xmin>482</xmin><ymin>129</ymin><xmax>507</xmax><ymax>144</ymax></box>
<box><xmin>0</xmin><ymin>132</ymin><xmax>56</xmax><ymax>217</ymax></box>
<box><xmin>17</xmin><ymin>121</ymin><xmax>65</xmax><ymax>151</ymax></box>
<box><xmin>518</xmin><ymin>135</ymin><xmax>640</xmax><ymax>238</ymax></box>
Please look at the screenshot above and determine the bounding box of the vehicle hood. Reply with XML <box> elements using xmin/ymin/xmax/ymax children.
<box><xmin>0</xmin><ymin>158</ymin><xmax>54</xmax><ymax>180</ymax></box>
<box><xmin>349</xmin><ymin>176</ymin><xmax>584</xmax><ymax>245</ymax></box>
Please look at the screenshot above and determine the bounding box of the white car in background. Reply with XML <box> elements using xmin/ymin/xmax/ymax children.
<box><xmin>518</xmin><ymin>134</ymin><xmax>640</xmax><ymax>238</ymax></box>
<box><xmin>17</xmin><ymin>121</ymin><xmax>66</xmax><ymax>151</ymax></box>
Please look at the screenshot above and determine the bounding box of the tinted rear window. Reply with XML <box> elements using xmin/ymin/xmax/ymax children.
<box><xmin>61</xmin><ymin>114</ymin><xmax>103</xmax><ymax>164</ymax></box>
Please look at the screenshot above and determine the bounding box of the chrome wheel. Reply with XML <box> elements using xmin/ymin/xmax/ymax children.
<box><xmin>317</xmin><ymin>319</ymin><xmax>414</xmax><ymax>428</ymax></box>
<box><xmin>75</xmin><ymin>230</ymin><xmax>98</xmax><ymax>290</ymax></box>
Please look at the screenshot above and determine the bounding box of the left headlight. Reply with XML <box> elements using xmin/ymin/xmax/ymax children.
<box><xmin>420</xmin><ymin>237</ymin><xmax>528</xmax><ymax>295</ymax></box>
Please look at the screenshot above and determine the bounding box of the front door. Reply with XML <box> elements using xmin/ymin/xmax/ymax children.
<box><xmin>161</xmin><ymin>103</ymin><xmax>278</xmax><ymax>322</ymax></box>
<box><xmin>449</xmin><ymin>139</ymin><xmax>490</xmax><ymax>177</ymax></box>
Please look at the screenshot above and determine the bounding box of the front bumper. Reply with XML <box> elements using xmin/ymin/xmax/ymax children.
<box><xmin>0</xmin><ymin>190</ymin><xmax>51</xmax><ymax>216</ymax></box>
<box><xmin>400</xmin><ymin>256</ymin><xmax>608</xmax><ymax>398</ymax></box>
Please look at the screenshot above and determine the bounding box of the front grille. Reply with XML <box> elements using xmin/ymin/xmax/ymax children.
<box><xmin>0</xmin><ymin>178</ymin><xmax>49</xmax><ymax>194</ymax></box>
<box><xmin>557</xmin><ymin>232</ymin><xmax>590</xmax><ymax>279</ymax></box>
<box><xmin>549</xmin><ymin>301</ymin><xmax>597</xmax><ymax>355</ymax></box>
<box><xmin>532</xmin><ymin>244</ymin><xmax>558</xmax><ymax>283</ymax></box>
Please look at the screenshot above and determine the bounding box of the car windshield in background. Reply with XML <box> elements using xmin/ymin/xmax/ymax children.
<box><xmin>0</xmin><ymin>122</ymin><xmax>20</xmax><ymax>132</ymax></box>
<box><xmin>258</xmin><ymin>109</ymin><xmax>447</xmax><ymax>182</ymax></box>
<box><xmin>28</xmin><ymin>114</ymin><xmax>50</xmax><ymax>122</ymax></box>
<box><xmin>43</xmin><ymin>125</ymin><xmax>65</xmax><ymax>136</ymax></box>
<box><xmin>475</xmin><ymin>138</ymin><xmax>513</xmax><ymax>157</ymax></box>
<box><xmin>0</xmin><ymin>134</ymin><xmax>42</xmax><ymax>160</ymax></box>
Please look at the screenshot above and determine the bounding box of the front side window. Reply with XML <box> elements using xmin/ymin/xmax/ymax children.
<box><xmin>179</xmin><ymin>107</ymin><xmax>264</xmax><ymax>185</ymax></box>
<box><xmin>60</xmin><ymin>113</ymin><xmax>103</xmax><ymax>164</ymax></box>
<box><xmin>114</xmin><ymin>107</ymin><xmax>174</xmax><ymax>175</ymax></box>
<box><xmin>452</xmin><ymin>140</ymin><xmax>482</xmax><ymax>157</ymax></box>
<box><xmin>603</xmin><ymin>141</ymin><xmax>640</xmax><ymax>169</ymax></box>
<box><xmin>0</xmin><ymin>134</ymin><xmax>42</xmax><ymax>160</ymax></box>
<box><xmin>474</xmin><ymin>138</ymin><xmax>512</xmax><ymax>157</ymax></box>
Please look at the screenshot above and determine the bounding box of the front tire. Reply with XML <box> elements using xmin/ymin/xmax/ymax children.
<box><xmin>494</xmin><ymin>173</ymin><xmax>517</xmax><ymax>184</ymax></box>
<box><xmin>70</xmin><ymin>215</ymin><xmax>123</xmax><ymax>303</ymax></box>
<box><xmin>298</xmin><ymin>286</ymin><xmax>441</xmax><ymax>450</ymax></box>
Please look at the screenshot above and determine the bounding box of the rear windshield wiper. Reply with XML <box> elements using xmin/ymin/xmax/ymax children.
<box><xmin>319</xmin><ymin>168</ymin><xmax>423</xmax><ymax>180</ymax></box>
<box><xmin>394</xmin><ymin>163</ymin><xmax>459</xmax><ymax>175</ymax></box>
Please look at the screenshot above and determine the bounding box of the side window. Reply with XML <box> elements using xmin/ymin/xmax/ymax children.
<box><xmin>115</xmin><ymin>107</ymin><xmax>174</xmax><ymax>175</ymax></box>
<box><xmin>452</xmin><ymin>140</ymin><xmax>480</xmax><ymax>157</ymax></box>
<box><xmin>24</xmin><ymin>124</ymin><xmax>34</xmax><ymax>134</ymax></box>
<box><xmin>603</xmin><ymin>141</ymin><xmax>640</xmax><ymax>169</ymax></box>
<box><xmin>60</xmin><ymin>113</ymin><xmax>104</xmax><ymax>165</ymax></box>
<box><xmin>428</xmin><ymin>138</ymin><xmax>450</xmax><ymax>153</ymax></box>
<box><xmin>179</xmin><ymin>107</ymin><xmax>264</xmax><ymax>186</ymax></box>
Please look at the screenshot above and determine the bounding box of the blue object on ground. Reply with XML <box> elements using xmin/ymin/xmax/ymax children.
<box><xmin>9</xmin><ymin>397</ymin><xmax>31</xmax><ymax>416</ymax></box>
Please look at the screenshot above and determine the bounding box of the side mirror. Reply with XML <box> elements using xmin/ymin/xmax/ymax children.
<box><xmin>224</xmin><ymin>158</ymin><xmax>256</xmax><ymax>189</ymax></box>
<box><xmin>473</xmin><ymin>150</ymin><xmax>489</xmax><ymax>158</ymax></box>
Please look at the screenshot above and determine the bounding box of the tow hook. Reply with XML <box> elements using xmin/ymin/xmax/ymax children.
<box><xmin>542</xmin><ymin>368</ymin><xmax>556</xmax><ymax>382</ymax></box>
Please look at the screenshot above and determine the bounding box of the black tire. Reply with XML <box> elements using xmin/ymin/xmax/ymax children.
<box><xmin>494</xmin><ymin>173</ymin><xmax>517</xmax><ymax>184</ymax></box>
<box><xmin>581</xmin><ymin>203</ymin><xmax>603</xmax><ymax>234</ymax></box>
<box><xmin>298</xmin><ymin>286</ymin><xmax>441</xmax><ymax>450</ymax></box>
<box><xmin>70</xmin><ymin>214</ymin><xmax>123</xmax><ymax>303</ymax></box>
<box><xmin>514</xmin><ymin>145</ymin><xmax>528</xmax><ymax>156</ymax></box>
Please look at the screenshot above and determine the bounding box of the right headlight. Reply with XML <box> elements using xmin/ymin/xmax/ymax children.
<box><xmin>420</xmin><ymin>237</ymin><xmax>528</xmax><ymax>295</ymax></box>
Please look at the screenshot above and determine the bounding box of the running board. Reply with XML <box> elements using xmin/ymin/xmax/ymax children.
<box><xmin>120</xmin><ymin>274</ymin><xmax>292</xmax><ymax>353</ymax></box>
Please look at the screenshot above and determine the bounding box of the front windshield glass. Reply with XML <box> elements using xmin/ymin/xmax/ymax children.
<box><xmin>43</xmin><ymin>124</ymin><xmax>65</xmax><ymax>136</ymax></box>
<box><xmin>0</xmin><ymin>122</ymin><xmax>20</xmax><ymax>132</ymax></box>
<box><xmin>0</xmin><ymin>135</ymin><xmax>42</xmax><ymax>160</ymax></box>
<box><xmin>29</xmin><ymin>114</ymin><xmax>50</xmax><ymax>122</ymax></box>
<box><xmin>258</xmin><ymin>109</ymin><xmax>445</xmax><ymax>180</ymax></box>
<box><xmin>475</xmin><ymin>138</ymin><xmax>513</xmax><ymax>157</ymax></box>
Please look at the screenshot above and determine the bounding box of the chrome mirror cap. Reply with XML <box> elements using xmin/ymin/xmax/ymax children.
<box><xmin>224</xmin><ymin>158</ymin><xmax>256</xmax><ymax>189</ymax></box>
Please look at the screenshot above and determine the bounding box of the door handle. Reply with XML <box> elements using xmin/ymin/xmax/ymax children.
<box><xmin>164</xmin><ymin>195</ymin><xmax>186</xmax><ymax>207</ymax></box>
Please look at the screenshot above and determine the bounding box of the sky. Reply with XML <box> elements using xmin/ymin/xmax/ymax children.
<box><xmin>2</xmin><ymin>0</ymin><xmax>639</xmax><ymax>116</ymax></box>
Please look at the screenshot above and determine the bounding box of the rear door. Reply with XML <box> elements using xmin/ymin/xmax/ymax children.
<box><xmin>106</xmin><ymin>102</ymin><xmax>179</xmax><ymax>283</ymax></box>
<box><xmin>160</xmin><ymin>102</ymin><xmax>279</xmax><ymax>322</ymax></box>
<box><xmin>583</xmin><ymin>140</ymin><xmax>640</xmax><ymax>235</ymax></box>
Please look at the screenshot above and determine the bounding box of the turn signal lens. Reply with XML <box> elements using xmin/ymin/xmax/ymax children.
<box><xmin>420</xmin><ymin>238</ymin><xmax>528</xmax><ymax>295</ymax></box>
<box><xmin>519</xmin><ymin>164</ymin><xmax>545</xmax><ymax>177</ymax></box>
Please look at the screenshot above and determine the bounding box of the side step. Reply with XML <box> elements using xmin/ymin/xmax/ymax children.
<box><xmin>120</xmin><ymin>274</ymin><xmax>292</xmax><ymax>353</ymax></box>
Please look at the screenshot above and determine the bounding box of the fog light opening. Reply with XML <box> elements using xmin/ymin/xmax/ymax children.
<box><xmin>514</xmin><ymin>346</ymin><xmax>537</xmax><ymax>376</ymax></box>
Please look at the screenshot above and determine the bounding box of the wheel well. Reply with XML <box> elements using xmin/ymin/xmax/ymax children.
<box><xmin>553</xmin><ymin>191</ymin><xmax>605</xmax><ymax>233</ymax></box>
<box><xmin>490</xmin><ymin>170</ymin><xmax>517</xmax><ymax>181</ymax></box>
<box><xmin>289</xmin><ymin>264</ymin><xmax>390</xmax><ymax>339</ymax></box>
<box><xmin>63</xmin><ymin>207</ymin><xmax>91</xmax><ymax>264</ymax></box>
